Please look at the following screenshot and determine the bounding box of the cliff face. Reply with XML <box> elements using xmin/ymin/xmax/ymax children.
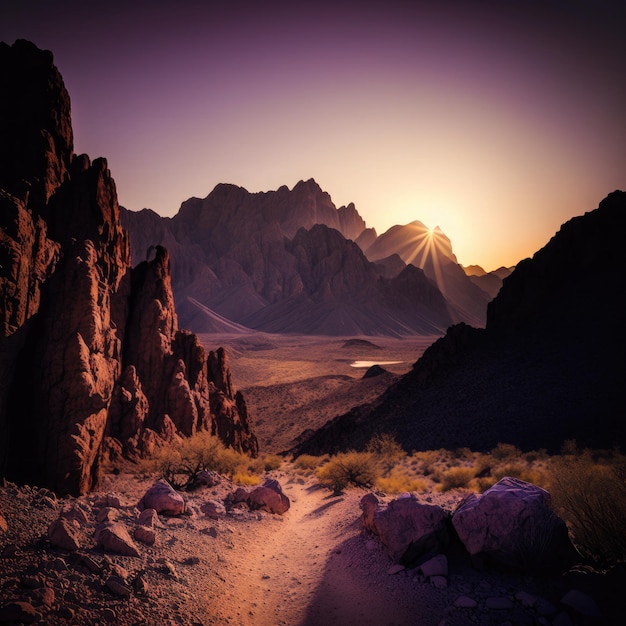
<box><xmin>0</xmin><ymin>40</ymin><xmax>257</xmax><ymax>495</ymax></box>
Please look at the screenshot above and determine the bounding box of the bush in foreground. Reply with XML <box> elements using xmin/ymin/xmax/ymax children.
<box><xmin>317</xmin><ymin>451</ymin><xmax>379</xmax><ymax>494</ymax></box>
<box><xmin>548</xmin><ymin>447</ymin><xmax>626</xmax><ymax>564</ymax></box>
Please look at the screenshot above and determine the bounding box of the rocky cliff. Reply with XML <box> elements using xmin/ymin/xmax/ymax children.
<box><xmin>0</xmin><ymin>40</ymin><xmax>257</xmax><ymax>496</ymax></box>
<box><xmin>291</xmin><ymin>192</ymin><xmax>626</xmax><ymax>455</ymax></box>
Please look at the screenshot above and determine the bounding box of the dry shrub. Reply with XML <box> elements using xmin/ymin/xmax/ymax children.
<box><xmin>411</xmin><ymin>450</ymin><xmax>441</xmax><ymax>476</ymax></box>
<box><xmin>261</xmin><ymin>454</ymin><xmax>283</xmax><ymax>471</ymax></box>
<box><xmin>149</xmin><ymin>430</ymin><xmax>257</xmax><ymax>490</ymax></box>
<box><xmin>233</xmin><ymin>471</ymin><xmax>261</xmax><ymax>486</ymax></box>
<box><xmin>549</xmin><ymin>449</ymin><xmax>626</xmax><ymax>564</ymax></box>
<box><xmin>490</xmin><ymin>442</ymin><xmax>522</xmax><ymax>461</ymax></box>
<box><xmin>375</xmin><ymin>470</ymin><xmax>428</xmax><ymax>494</ymax></box>
<box><xmin>293</xmin><ymin>454</ymin><xmax>326</xmax><ymax>471</ymax></box>
<box><xmin>437</xmin><ymin>465</ymin><xmax>478</xmax><ymax>491</ymax></box>
<box><xmin>317</xmin><ymin>451</ymin><xmax>379</xmax><ymax>494</ymax></box>
<box><xmin>366</xmin><ymin>433</ymin><xmax>406</xmax><ymax>473</ymax></box>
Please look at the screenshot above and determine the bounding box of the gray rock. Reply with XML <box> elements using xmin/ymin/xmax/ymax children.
<box><xmin>452</xmin><ymin>477</ymin><xmax>576</xmax><ymax>571</ymax></box>
<box><xmin>95</xmin><ymin>522</ymin><xmax>140</xmax><ymax>557</ymax></box>
<box><xmin>419</xmin><ymin>554</ymin><xmax>448</xmax><ymax>577</ymax></box>
<box><xmin>363</xmin><ymin>493</ymin><xmax>450</xmax><ymax>563</ymax></box>
<box><xmin>47</xmin><ymin>518</ymin><xmax>82</xmax><ymax>551</ymax></box>
<box><xmin>560</xmin><ymin>589</ymin><xmax>602</xmax><ymax>618</ymax></box>
<box><xmin>138</xmin><ymin>480</ymin><xmax>185</xmax><ymax>516</ymax></box>
<box><xmin>454</xmin><ymin>596</ymin><xmax>477</xmax><ymax>608</ymax></box>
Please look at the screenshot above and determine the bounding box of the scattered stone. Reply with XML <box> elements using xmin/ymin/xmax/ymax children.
<box><xmin>430</xmin><ymin>575</ymin><xmax>448</xmax><ymax>589</ymax></box>
<box><xmin>419</xmin><ymin>554</ymin><xmax>448</xmax><ymax>577</ymax></box>
<box><xmin>160</xmin><ymin>560</ymin><xmax>178</xmax><ymax>579</ymax></box>
<box><xmin>60</xmin><ymin>505</ymin><xmax>90</xmax><ymax>525</ymax></box>
<box><xmin>0</xmin><ymin>601</ymin><xmax>39</xmax><ymax>624</ymax></box>
<box><xmin>138</xmin><ymin>480</ymin><xmax>185</xmax><ymax>516</ymax></box>
<box><xmin>248</xmin><ymin>479</ymin><xmax>290</xmax><ymax>515</ymax></box>
<box><xmin>78</xmin><ymin>553</ymin><xmax>102</xmax><ymax>574</ymax></box>
<box><xmin>106</xmin><ymin>575</ymin><xmax>132</xmax><ymax>598</ymax></box>
<box><xmin>47</xmin><ymin>517</ymin><xmax>82</xmax><ymax>551</ymax></box>
<box><xmin>0</xmin><ymin>513</ymin><xmax>8</xmax><ymax>532</ymax></box>
<box><xmin>515</xmin><ymin>590</ymin><xmax>536</xmax><ymax>608</ymax></box>
<box><xmin>95</xmin><ymin>522</ymin><xmax>140</xmax><ymax>557</ymax></box>
<box><xmin>486</xmin><ymin>597</ymin><xmax>514</xmax><ymax>610</ymax></box>
<box><xmin>134</xmin><ymin>525</ymin><xmax>156</xmax><ymax>546</ymax></box>
<box><xmin>201</xmin><ymin>500</ymin><xmax>227</xmax><ymax>519</ymax></box>
<box><xmin>1</xmin><ymin>543</ymin><xmax>18</xmax><ymax>558</ymax></box>
<box><xmin>132</xmin><ymin>572</ymin><xmax>149</xmax><ymax>595</ymax></box>
<box><xmin>94</xmin><ymin>494</ymin><xmax>122</xmax><ymax>509</ymax></box>
<box><xmin>196</xmin><ymin>470</ymin><xmax>219</xmax><ymax>487</ymax></box>
<box><xmin>454</xmin><ymin>596</ymin><xmax>477</xmax><ymax>608</ymax></box>
<box><xmin>388</xmin><ymin>564</ymin><xmax>405</xmax><ymax>575</ymax></box>
<box><xmin>560</xmin><ymin>589</ymin><xmax>602</xmax><ymax>618</ymax></box>
<box><xmin>110</xmin><ymin>563</ymin><xmax>130</xmax><ymax>581</ymax></box>
<box><xmin>452</xmin><ymin>477</ymin><xmax>577</xmax><ymax>571</ymax></box>
<box><xmin>31</xmin><ymin>586</ymin><xmax>55</xmax><ymax>606</ymax></box>
<box><xmin>102</xmin><ymin>607</ymin><xmax>118</xmax><ymax>622</ymax></box>
<box><xmin>201</xmin><ymin>526</ymin><xmax>218</xmax><ymax>538</ymax></box>
<box><xmin>58</xmin><ymin>606</ymin><xmax>75</xmax><ymax>620</ymax></box>
<box><xmin>44</xmin><ymin>556</ymin><xmax>68</xmax><ymax>571</ymax></box>
<box><xmin>137</xmin><ymin>508</ymin><xmax>159</xmax><ymax>528</ymax></box>
<box><xmin>552</xmin><ymin>611</ymin><xmax>575</xmax><ymax>626</ymax></box>
<box><xmin>96</xmin><ymin>506</ymin><xmax>120</xmax><ymax>523</ymax></box>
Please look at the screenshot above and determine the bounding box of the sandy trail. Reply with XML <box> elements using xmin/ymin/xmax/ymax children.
<box><xmin>210</xmin><ymin>476</ymin><xmax>454</xmax><ymax>626</ymax></box>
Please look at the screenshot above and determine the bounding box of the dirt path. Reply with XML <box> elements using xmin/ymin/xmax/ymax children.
<box><xmin>209</xmin><ymin>476</ymin><xmax>456</xmax><ymax>626</ymax></box>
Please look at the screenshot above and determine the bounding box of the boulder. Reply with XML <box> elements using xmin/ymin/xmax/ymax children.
<box><xmin>201</xmin><ymin>500</ymin><xmax>227</xmax><ymax>519</ymax></box>
<box><xmin>362</xmin><ymin>493</ymin><xmax>450</xmax><ymax>564</ymax></box>
<box><xmin>47</xmin><ymin>518</ymin><xmax>82</xmax><ymax>551</ymax></box>
<box><xmin>248</xmin><ymin>479</ymin><xmax>290</xmax><ymax>515</ymax></box>
<box><xmin>452</xmin><ymin>477</ymin><xmax>577</xmax><ymax>571</ymax></box>
<box><xmin>134</xmin><ymin>526</ymin><xmax>156</xmax><ymax>546</ymax></box>
<box><xmin>137</xmin><ymin>508</ymin><xmax>159</xmax><ymax>528</ymax></box>
<box><xmin>94</xmin><ymin>522</ymin><xmax>140</xmax><ymax>557</ymax></box>
<box><xmin>138</xmin><ymin>480</ymin><xmax>185</xmax><ymax>516</ymax></box>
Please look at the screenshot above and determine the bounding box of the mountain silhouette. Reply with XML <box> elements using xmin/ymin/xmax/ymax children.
<box><xmin>291</xmin><ymin>191</ymin><xmax>626</xmax><ymax>455</ymax></box>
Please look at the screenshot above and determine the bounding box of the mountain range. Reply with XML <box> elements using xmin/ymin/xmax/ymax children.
<box><xmin>121</xmin><ymin>182</ymin><xmax>506</xmax><ymax>336</ymax></box>
<box><xmin>291</xmin><ymin>190</ymin><xmax>626</xmax><ymax>455</ymax></box>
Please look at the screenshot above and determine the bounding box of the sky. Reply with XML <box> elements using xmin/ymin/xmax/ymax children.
<box><xmin>2</xmin><ymin>0</ymin><xmax>625</xmax><ymax>271</ymax></box>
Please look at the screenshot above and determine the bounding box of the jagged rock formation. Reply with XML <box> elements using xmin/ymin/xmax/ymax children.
<box><xmin>121</xmin><ymin>182</ymin><xmax>477</xmax><ymax>336</ymax></box>
<box><xmin>0</xmin><ymin>40</ymin><xmax>257</xmax><ymax>496</ymax></box>
<box><xmin>291</xmin><ymin>192</ymin><xmax>626</xmax><ymax>455</ymax></box>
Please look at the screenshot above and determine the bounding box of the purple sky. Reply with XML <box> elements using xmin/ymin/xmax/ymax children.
<box><xmin>2</xmin><ymin>0</ymin><xmax>625</xmax><ymax>270</ymax></box>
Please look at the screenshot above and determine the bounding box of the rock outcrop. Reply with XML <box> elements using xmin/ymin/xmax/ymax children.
<box><xmin>0</xmin><ymin>40</ymin><xmax>257</xmax><ymax>496</ymax></box>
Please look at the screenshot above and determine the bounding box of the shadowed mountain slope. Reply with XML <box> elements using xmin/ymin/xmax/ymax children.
<box><xmin>291</xmin><ymin>191</ymin><xmax>626</xmax><ymax>455</ymax></box>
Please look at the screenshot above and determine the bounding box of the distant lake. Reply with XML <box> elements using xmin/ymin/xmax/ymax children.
<box><xmin>350</xmin><ymin>360</ymin><xmax>403</xmax><ymax>368</ymax></box>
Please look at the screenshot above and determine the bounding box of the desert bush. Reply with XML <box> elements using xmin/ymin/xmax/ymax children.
<box><xmin>490</xmin><ymin>442</ymin><xmax>522</xmax><ymax>461</ymax></box>
<box><xmin>437</xmin><ymin>465</ymin><xmax>478</xmax><ymax>491</ymax></box>
<box><xmin>317</xmin><ymin>451</ymin><xmax>379</xmax><ymax>494</ymax></box>
<box><xmin>375</xmin><ymin>470</ymin><xmax>428</xmax><ymax>494</ymax></box>
<box><xmin>366</xmin><ymin>433</ymin><xmax>406</xmax><ymax>473</ymax></box>
<box><xmin>149</xmin><ymin>430</ymin><xmax>258</xmax><ymax>490</ymax></box>
<box><xmin>261</xmin><ymin>454</ymin><xmax>283</xmax><ymax>471</ymax></box>
<box><xmin>411</xmin><ymin>450</ymin><xmax>441</xmax><ymax>476</ymax></box>
<box><xmin>293</xmin><ymin>454</ymin><xmax>326</xmax><ymax>471</ymax></box>
<box><xmin>548</xmin><ymin>450</ymin><xmax>626</xmax><ymax>564</ymax></box>
<box><xmin>232</xmin><ymin>470</ymin><xmax>261</xmax><ymax>486</ymax></box>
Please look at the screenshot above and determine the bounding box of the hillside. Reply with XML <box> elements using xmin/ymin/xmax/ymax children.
<box><xmin>291</xmin><ymin>191</ymin><xmax>626</xmax><ymax>456</ymax></box>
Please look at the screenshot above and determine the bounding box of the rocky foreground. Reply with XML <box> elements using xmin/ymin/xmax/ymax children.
<box><xmin>1</xmin><ymin>468</ymin><xmax>622</xmax><ymax>625</ymax></box>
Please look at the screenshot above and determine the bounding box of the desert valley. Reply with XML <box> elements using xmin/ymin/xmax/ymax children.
<box><xmin>1</xmin><ymin>36</ymin><xmax>626</xmax><ymax>626</ymax></box>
